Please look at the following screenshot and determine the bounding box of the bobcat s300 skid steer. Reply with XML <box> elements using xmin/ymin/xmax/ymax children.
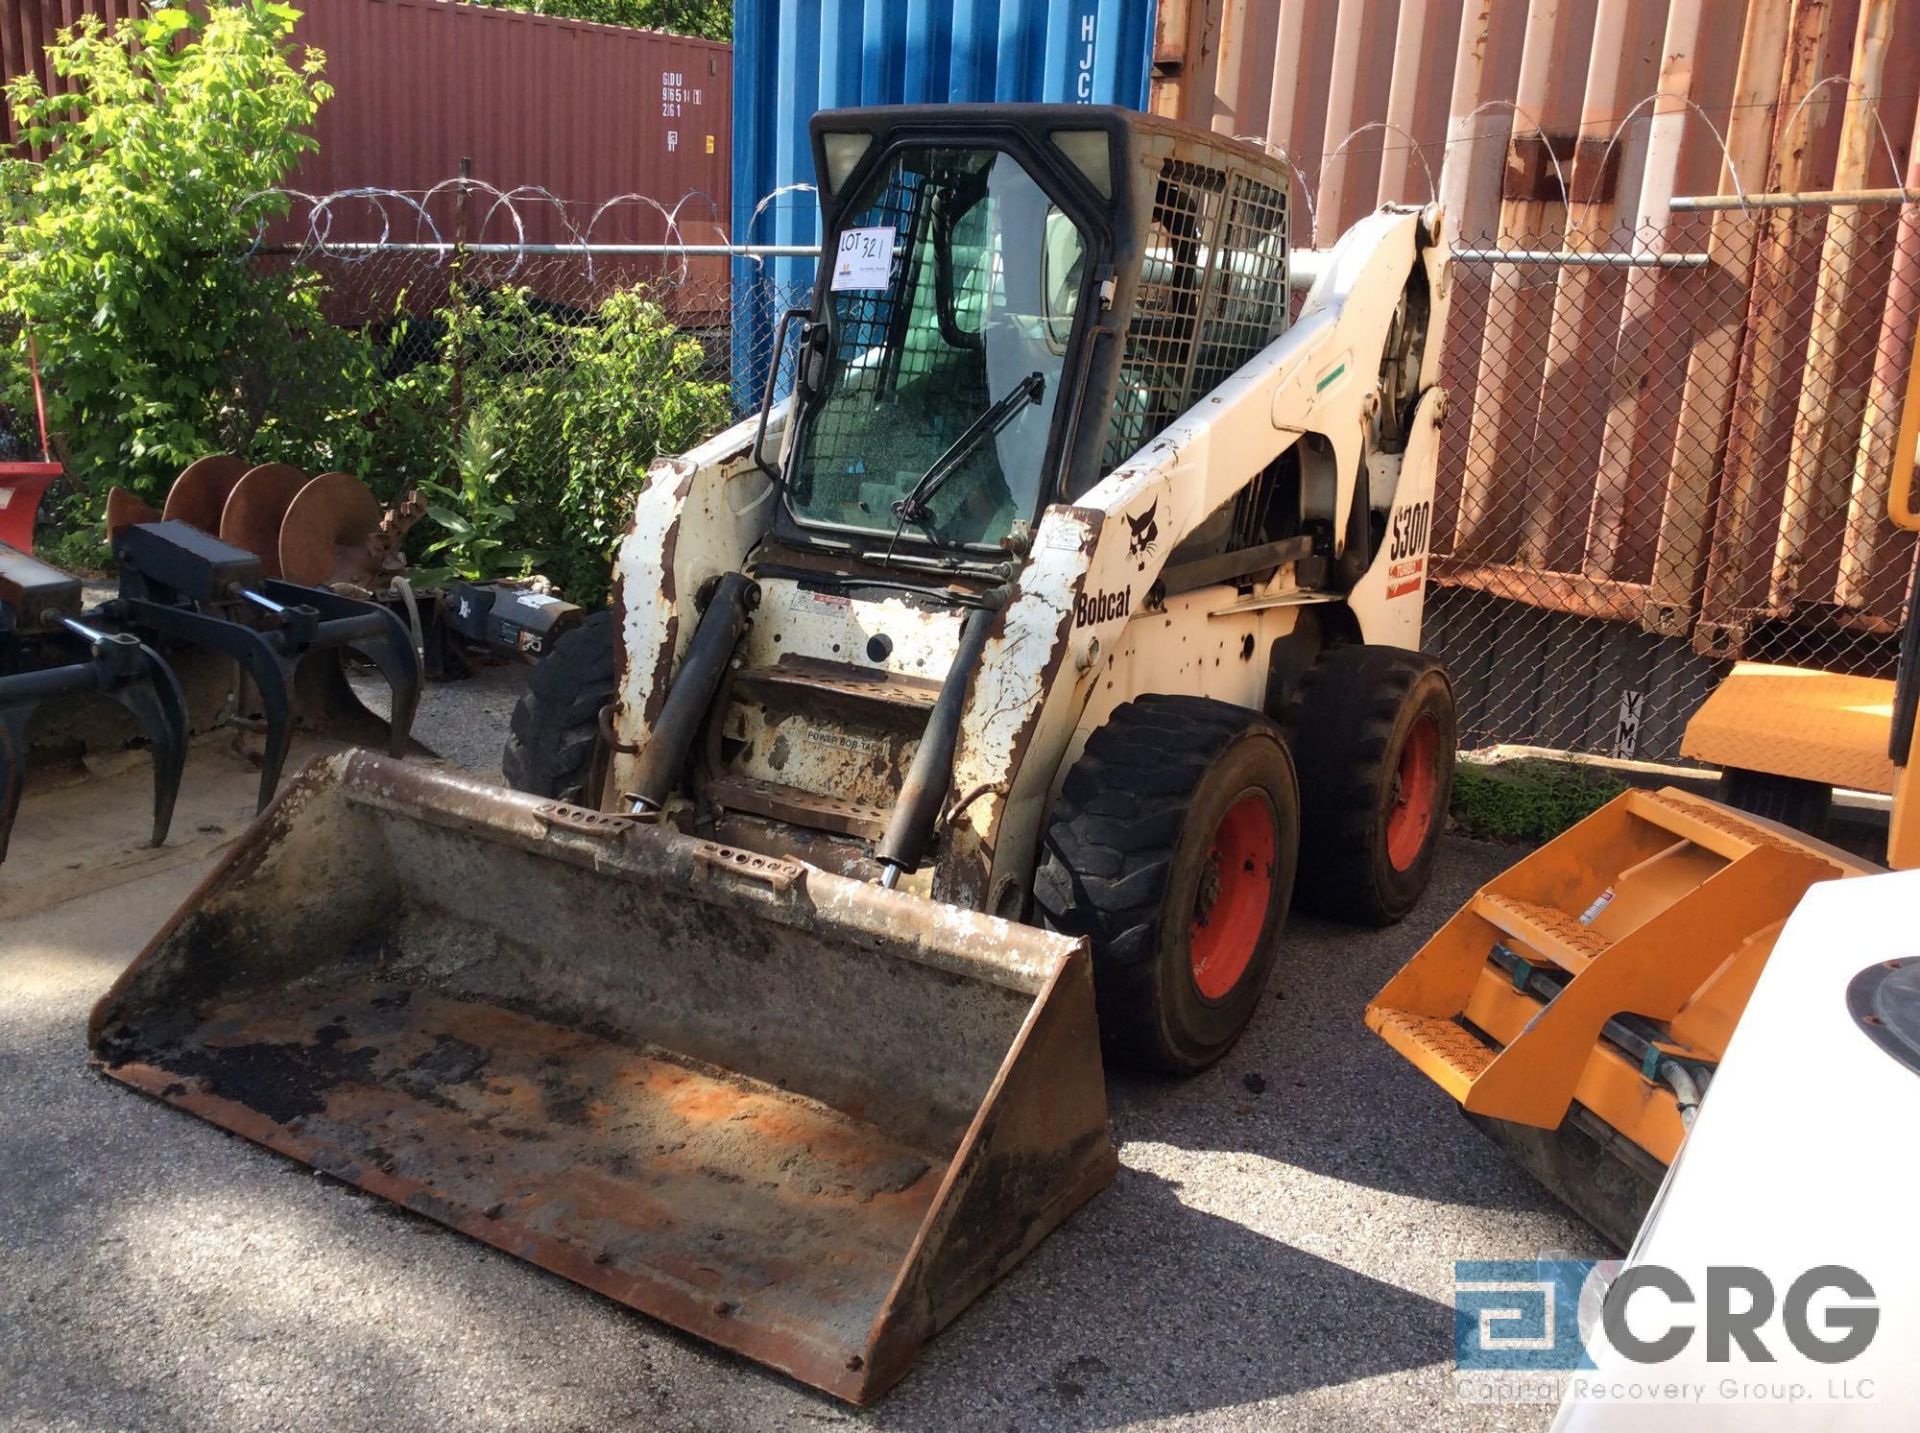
<box><xmin>92</xmin><ymin>105</ymin><xmax>1454</xmax><ymax>1402</ymax></box>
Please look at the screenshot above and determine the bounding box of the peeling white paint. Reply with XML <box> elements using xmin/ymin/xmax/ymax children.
<box><xmin>609</xmin><ymin>409</ymin><xmax>773</xmax><ymax>801</ymax></box>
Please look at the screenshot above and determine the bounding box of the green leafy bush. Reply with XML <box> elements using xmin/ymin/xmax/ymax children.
<box><xmin>467</xmin><ymin>0</ymin><xmax>730</xmax><ymax>40</ymax></box>
<box><xmin>398</xmin><ymin>285</ymin><xmax>730</xmax><ymax>604</ymax></box>
<box><xmin>549</xmin><ymin>288</ymin><xmax>729</xmax><ymax>599</ymax></box>
<box><xmin>0</xmin><ymin>3</ymin><xmax>355</xmax><ymax>507</ymax></box>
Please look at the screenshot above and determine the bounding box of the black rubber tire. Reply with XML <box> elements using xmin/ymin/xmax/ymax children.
<box><xmin>502</xmin><ymin>608</ymin><xmax>616</xmax><ymax>802</ymax></box>
<box><xmin>1033</xmin><ymin>695</ymin><xmax>1301</xmax><ymax>1074</ymax></box>
<box><xmin>1717</xmin><ymin>767</ymin><xmax>1832</xmax><ymax>838</ymax></box>
<box><xmin>1283</xmin><ymin>645</ymin><xmax>1456</xmax><ymax>927</ymax></box>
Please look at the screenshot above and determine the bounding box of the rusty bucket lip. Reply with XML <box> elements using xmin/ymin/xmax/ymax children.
<box><xmin>335</xmin><ymin>752</ymin><xmax>1083</xmax><ymax>995</ymax></box>
<box><xmin>86</xmin><ymin>750</ymin><xmax>1117</xmax><ymax>1404</ymax></box>
<box><xmin>99</xmin><ymin>1049</ymin><xmax>1115</xmax><ymax>1403</ymax></box>
<box><xmin>96</xmin><ymin>1053</ymin><xmax>901</xmax><ymax>1402</ymax></box>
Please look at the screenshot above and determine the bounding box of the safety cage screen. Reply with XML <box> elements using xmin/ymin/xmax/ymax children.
<box><xmin>1102</xmin><ymin>149</ymin><xmax>1291</xmax><ymax>473</ymax></box>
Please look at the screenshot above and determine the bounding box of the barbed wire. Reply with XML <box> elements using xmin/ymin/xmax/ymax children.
<box><xmin>247</xmin><ymin>179</ymin><xmax>746</xmax><ymax>286</ymax></box>
<box><xmin>223</xmin><ymin>75</ymin><xmax>1917</xmax><ymax>275</ymax></box>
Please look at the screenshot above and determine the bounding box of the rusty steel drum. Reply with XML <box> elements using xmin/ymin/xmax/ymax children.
<box><xmin>161</xmin><ymin>455</ymin><xmax>250</xmax><ymax>534</ymax></box>
<box><xmin>217</xmin><ymin>464</ymin><xmax>311</xmax><ymax>578</ymax></box>
<box><xmin>89</xmin><ymin>752</ymin><xmax>1116</xmax><ymax>1403</ymax></box>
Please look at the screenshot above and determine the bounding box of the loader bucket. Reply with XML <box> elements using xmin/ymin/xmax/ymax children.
<box><xmin>89</xmin><ymin>752</ymin><xmax>1116</xmax><ymax>1403</ymax></box>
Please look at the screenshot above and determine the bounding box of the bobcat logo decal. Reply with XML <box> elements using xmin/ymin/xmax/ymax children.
<box><xmin>1125</xmin><ymin>501</ymin><xmax>1159</xmax><ymax>558</ymax></box>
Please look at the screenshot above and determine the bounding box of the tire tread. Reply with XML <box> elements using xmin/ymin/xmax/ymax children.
<box><xmin>1281</xmin><ymin>645</ymin><xmax>1454</xmax><ymax>926</ymax></box>
<box><xmin>501</xmin><ymin>608</ymin><xmax>617</xmax><ymax>801</ymax></box>
<box><xmin>1034</xmin><ymin>695</ymin><xmax>1291</xmax><ymax>1070</ymax></box>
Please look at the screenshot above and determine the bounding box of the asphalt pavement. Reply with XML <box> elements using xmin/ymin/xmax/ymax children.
<box><xmin>0</xmin><ymin>666</ymin><xmax>1599</xmax><ymax>1432</ymax></box>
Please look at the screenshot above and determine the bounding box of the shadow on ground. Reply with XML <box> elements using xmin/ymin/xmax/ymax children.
<box><xmin>875</xmin><ymin>1164</ymin><xmax>1454</xmax><ymax>1432</ymax></box>
<box><xmin>0</xmin><ymin>777</ymin><xmax>1588</xmax><ymax>1432</ymax></box>
<box><xmin>1109</xmin><ymin>834</ymin><xmax>1583</xmax><ymax>1218</ymax></box>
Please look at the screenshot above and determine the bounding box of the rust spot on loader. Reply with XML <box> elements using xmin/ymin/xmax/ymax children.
<box><xmin>90</xmin><ymin>752</ymin><xmax>1115</xmax><ymax>1404</ymax></box>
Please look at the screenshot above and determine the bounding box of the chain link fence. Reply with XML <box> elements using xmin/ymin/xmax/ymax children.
<box><xmin>13</xmin><ymin>180</ymin><xmax>1915</xmax><ymax>767</ymax></box>
<box><xmin>1429</xmin><ymin>200</ymin><xmax>1918</xmax><ymax>763</ymax></box>
<box><xmin>251</xmin><ymin>195</ymin><xmax>1920</xmax><ymax>764</ymax></box>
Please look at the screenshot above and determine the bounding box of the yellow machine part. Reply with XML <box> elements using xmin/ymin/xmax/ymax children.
<box><xmin>1895</xmin><ymin>757</ymin><xmax>1919</xmax><ymax>871</ymax></box>
<box><xmin>1378</xmin><ymin>291</ymin><xmax>1917</xmax><ymax>1244</ymax></box>
<box><xmin>1680</xmin><ymin>663</ymin><xmax>1898</xmax><ymax>795</ymax></box>
<box><xmin>1367</xmin><ymin>787</ymin><xmax>1875</xmax><ymax>1170</ymax></box>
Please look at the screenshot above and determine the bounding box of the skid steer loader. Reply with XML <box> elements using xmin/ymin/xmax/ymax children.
<box><xmin>1369</xmin><ymin>314</ymin><xmax>1920</xmax><ymax>1251</ymax></box>
<box><xmin>91</xmin><ymin>105</ymin><xmax>1455</xmax><ymax>1402</ymax></box>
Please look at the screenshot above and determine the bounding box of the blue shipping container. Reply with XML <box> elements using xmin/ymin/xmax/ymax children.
<box><xmin>730</xmin><ymin>0</ymin><xmax>1158</xmax><ymax>403</ymax></box>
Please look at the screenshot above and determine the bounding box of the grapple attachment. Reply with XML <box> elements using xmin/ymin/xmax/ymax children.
<box><xmin>90</xmin><ymin>752</ymin><xmax>1115</xmax><ymax>1403</ymax></box>
<box><xmin>110</xmin><ymin>521</ymin><xmax>421</xmax><ymax>809</ymax></box>
<box><xmin>1</xmin><ymin>542</ymin><xmax>189</xmax><ymax>863</ymax></box>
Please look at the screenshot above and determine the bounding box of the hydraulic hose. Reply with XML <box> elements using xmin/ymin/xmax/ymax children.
<box><xmin>1655</xmin><ymin>1059</ymin><xmax>1710</xmax><ymax>1128</ymax></box>
<box><xmin>1489</xmin><ymin>941</ymin><xmax>1715</xmax><ymax>1127</ymax></box>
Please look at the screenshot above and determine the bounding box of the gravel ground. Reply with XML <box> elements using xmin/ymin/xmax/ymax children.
<box><xmin>351</xmin><ymin>660</ymin><xmax>531</xmax><ymax>778</ymax></box>
<box><xmin>1</xmin><ymin>668</ymin><xmax>1600</xmax><ymax>1432</ymax></box>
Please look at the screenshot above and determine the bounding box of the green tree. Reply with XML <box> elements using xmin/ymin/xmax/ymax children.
<box><xmin>0</xmin><ymin>2</ymin><xmax>362</xmax><ymax>505</ymax></box>
<box><xmin>551</xmin><ymin>287</ymin><xmax>729</xmax><ymax>599</ymax></box>
<box><xmin>396</xmin><ymin>284</ymin><xmax>730</xmax><ymax>604</ymax></box>
<box><xmin>467</xmin><ymin>0</ymin><xmax>730</xmax><ymax>41</ymax></box>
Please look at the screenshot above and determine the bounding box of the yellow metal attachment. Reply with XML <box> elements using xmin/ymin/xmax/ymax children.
<box><xmin>1681</xmin><ymin>664</ymin><xmax>1898</xmax><ymax>795</ymax></box>
<box><xmin>1367</xmin><ymin>787</ymin><xmax>1871</xmax><ymax>1166</ymax></box>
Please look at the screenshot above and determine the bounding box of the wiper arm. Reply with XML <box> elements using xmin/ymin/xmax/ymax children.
<box><xmin>890</xmin><ymin>371</ymin><xmax>1045</xmax><ymax>527</ymax></box>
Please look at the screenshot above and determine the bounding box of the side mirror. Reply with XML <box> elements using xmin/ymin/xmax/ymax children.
<box><xmin>752</xmin><ymin>306</ymin><xmax>814</xmax><ymax>485</ymax></box>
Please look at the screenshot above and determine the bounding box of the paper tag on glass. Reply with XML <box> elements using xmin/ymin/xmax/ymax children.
<box><xmin>830</xmin><ymin>225</ymin><xmax>896</xmax><ymax>291</ymax></box>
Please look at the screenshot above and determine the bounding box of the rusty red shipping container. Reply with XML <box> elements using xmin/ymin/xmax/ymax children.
<box><xmin>290</xmin><ymin>0</ymin><xmax>728</xmax><ymax>246</ymax></box>
<box><xmin>4</xmin><ymin>1</ymin><xmax>732</xmax><ymax>325</ymax></box>
<box><xmin>4</xmin><ymin>1</ymin><xmax>730</xmax><ymax>248</ymax></box>
<box><xmin>1149</xmin><ymin>0</ymin><xmax>1920</xmax><ymax>660</ymax></box>
<box><xmin>0</xmin><ymin>0</ymin><xmax>144</xmax><ymax>148</ymax></box>
<box><xmin>286</xmin><ymin>0</ymin><xmax>733</xmax><ymax>318</ymax></box>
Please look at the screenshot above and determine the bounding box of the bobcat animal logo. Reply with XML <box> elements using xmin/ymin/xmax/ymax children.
<box><xmin>1126</xmin><ymin>502</ymin><xmax>1159</xmax><ymax>558</ymax></box>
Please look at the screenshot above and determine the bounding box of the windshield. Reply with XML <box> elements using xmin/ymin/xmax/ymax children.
<box><xmin>789</xmin><ymin>145</ymin><xmax>1089</xmax><ymax>549</ymax></box>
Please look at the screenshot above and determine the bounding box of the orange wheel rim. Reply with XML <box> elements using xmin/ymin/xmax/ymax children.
<box><xmin>1386</xmin><ymin>713</ymin><xmax>1440</xmax><ymax>872</ymax></box>
<box><xmin>1188</xmin><ymin>790</ymin><xmax>1277</xmax><ymax>1000</ymax></box>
